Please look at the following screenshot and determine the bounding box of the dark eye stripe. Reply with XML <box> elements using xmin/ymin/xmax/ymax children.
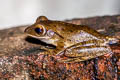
<box><xmin>35</xmin><ymin>28</ymin><xmax>43</xmax><ymax>34</ymax></box>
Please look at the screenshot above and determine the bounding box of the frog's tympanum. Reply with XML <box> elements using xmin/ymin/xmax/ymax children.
<box><xmin>25</xmin><ymin>16</ymin><xmax>118</xmax><ymax>63</ymax></box>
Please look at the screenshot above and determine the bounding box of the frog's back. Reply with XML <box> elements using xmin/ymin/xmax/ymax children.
<box><xmin>48</xmin><ymin>21</ymin><xmax>106</xmax><ymax>39</ymax></box>
<box><xmin>41</xmin><ymin>20</ymin><xmax>108</xmax><ymax>46</ymax></box>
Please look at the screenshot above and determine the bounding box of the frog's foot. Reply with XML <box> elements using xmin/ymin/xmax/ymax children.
<box><xmin>58</xmin><ymin>57</ymin><xmax>87</xmax><ymax>63</ymax></box>
<box><xmin>107</xmin><ymin>37</ymin><xmax>119</xmax><ymax>45</ymax></box>
<box><xmin>106</xmin><ymin>46</ymin><xmax>113</xmax><ymax>57</ymax></box>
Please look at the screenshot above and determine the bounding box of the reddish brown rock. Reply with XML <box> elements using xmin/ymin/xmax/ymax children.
<box><xmin>0</xmin><ymin>15</ymin><xmax>120</xmax><ymax>80</ymax></box>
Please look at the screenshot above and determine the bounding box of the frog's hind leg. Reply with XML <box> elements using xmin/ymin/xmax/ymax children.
<box><xmin>57</xmin><ymin>39</ymin><xmax>107</xmax><ymax>56</ymax></box>
<box><xmin>57</xmin><ymin>40</ymin><xmax>113</xmax><ymax>63</ymax></box>
<box><xmin>67</xmin><ymin>39</ymin><xmax>106</xmax><ymax>49</ymax></box>
<box><xmin>65</xmin><ymin>45</ymin><xmax>111</xmax><ymax>57</ymax></box>
<box><xmin>58</xmin><ymin>45</ymin><xmax>112</xmax><ymax>63</ymax></box>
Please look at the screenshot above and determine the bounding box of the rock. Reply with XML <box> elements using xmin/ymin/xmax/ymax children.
<box><xmin>0</xmin><ymin>15</ymin><xmax>120</xmax><ymax>80</ymax></box>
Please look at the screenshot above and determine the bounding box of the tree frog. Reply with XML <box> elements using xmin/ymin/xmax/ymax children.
<box><xmin>24</xmin><ymin>16</ymin><xmax>118</xmax><ymax>63</ymax></box>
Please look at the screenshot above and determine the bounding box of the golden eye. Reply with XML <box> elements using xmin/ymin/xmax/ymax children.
<box><xmin>35</xmin><ymin>27</ymin><xmax>43</xmax><ymax>34</ymax></box>
<box><xmin>34</xmin><ymin>25</ymin><xmax>46</xmax><ymax>35</ymax></box>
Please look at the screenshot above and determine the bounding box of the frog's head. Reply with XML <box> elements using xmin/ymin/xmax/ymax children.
<box><xmin>24</xmin><ymin>16</ymin><xmax>63</xmax><ymax>45</ymax></box>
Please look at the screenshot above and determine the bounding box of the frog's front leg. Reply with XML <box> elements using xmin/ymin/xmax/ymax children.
<box><xmin>42</xmin><ymin>40</ymin><xmax>65</xmax><ymax>55</ymax></box>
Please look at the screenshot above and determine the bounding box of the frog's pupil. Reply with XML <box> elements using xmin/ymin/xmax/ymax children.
<box><xmin>35</xmin><ymin>28</ymin><xmax>42</xmax><ymax>34</ymax></box>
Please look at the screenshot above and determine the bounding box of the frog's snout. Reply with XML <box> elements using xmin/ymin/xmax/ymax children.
<box><xmin>24</xmin><ymin>27</ymin><xmax>30</xmax><ymax>33</ymax></box>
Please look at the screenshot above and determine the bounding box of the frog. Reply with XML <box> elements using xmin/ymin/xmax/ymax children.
<box><xmin>24</xmin><ymin>16</ymin><xmax>118</xmax><ymax>63</ymax></box>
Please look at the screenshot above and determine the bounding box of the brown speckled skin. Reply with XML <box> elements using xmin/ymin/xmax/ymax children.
<box><xmin>25</xmin><ymin>16</ymin><xmax>115</xmax><ymax>62</ymax></box>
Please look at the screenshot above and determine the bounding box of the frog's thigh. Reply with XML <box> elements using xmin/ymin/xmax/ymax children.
<box><xmin>66</xmin><ymin>39</ymin><xmax>105</xmax><ymax>49</ymax></box>
<box><xmin>59</xmin><ymin>46</ymin><xmax>112</xmax><ymax>63</ymax></box>
<box><xmin>64</xmin><ymin>45</ymin><xmax>111</xmax><ymax>58</ymax></box>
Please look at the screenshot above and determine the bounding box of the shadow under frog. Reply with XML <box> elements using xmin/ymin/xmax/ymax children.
<box><xmin>24</xmin><ymin>16</ymin><xmax>119</xmax><ymax>63</ymax></box>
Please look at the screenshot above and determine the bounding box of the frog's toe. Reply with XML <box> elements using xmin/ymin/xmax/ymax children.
<box><xmin>56</xmin><ymin>49</ymin><xmax>70</xmax><ymax>56</ymax></box>
<box><xmin>57</xmin><ymin>58</ymin><xmax>76</xmax><ymax>63</ymax></box>
<box><xmin>108</xmin><ymin>51</ymin><xmax>113</xmax><ymax>57</ymax></box>
<box><xmin>56</xmin><ymin>51</ymin><xmax>64</xmax><ymax>56</ymax></box>
<box><xmin>58</xmin><ymin>58</ymin><xmax>85</xmax><ymax>63</ymax></box>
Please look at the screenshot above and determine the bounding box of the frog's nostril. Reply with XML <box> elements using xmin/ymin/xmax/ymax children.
<box><xmin>24</xmin><ymin>27</ymin><xmax>30</xmax><ymax>33</ymax></box>
<box><xmin>24</xmin><ymin>28</ymin><xmax>27</xmax><ymax>33</ymax></box>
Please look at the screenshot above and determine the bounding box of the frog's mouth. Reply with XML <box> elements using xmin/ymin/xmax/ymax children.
<box><xmin>27</xmin><ymin>34</ymin><xmax>50</xmax><ymax>39</ymax></box>
<box><xmin>27</xmin><ymin>34</ymin><xmax>57</xmax><ymax>45</ymax></box>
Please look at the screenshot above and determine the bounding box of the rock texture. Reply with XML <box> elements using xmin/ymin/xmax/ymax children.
<box><xmin>0</xmin><ymin>15</ymin><xmax>120</xmax><ymax>80</ymax></box>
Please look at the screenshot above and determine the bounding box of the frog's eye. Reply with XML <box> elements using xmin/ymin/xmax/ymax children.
<box><xmin>35</xmin><ymin>28</ymin><xmax>43</xmax><ymax>34</ymax></box>
<box><xmin>34</xmin><ymin>25</ymin><xmax>46</xmax><ymax>35</ymax></box>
